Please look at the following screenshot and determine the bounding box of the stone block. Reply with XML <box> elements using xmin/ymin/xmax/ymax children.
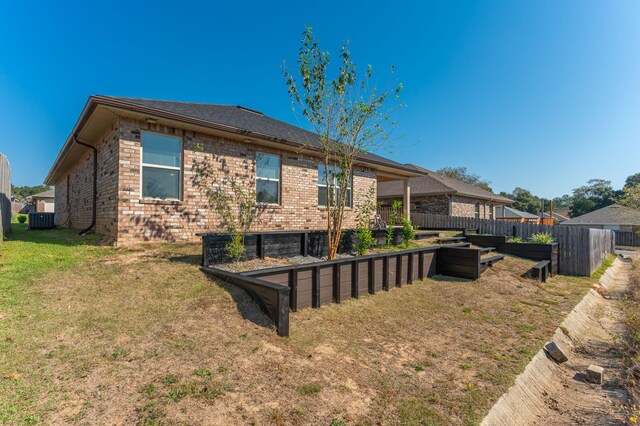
<box><xmin>544</xmin><ymin>341</ymin><xmax>568</xmax><ymax>363</ymax></box>
<box><xmin>586</xmin><ymin>365</ymin><xmax>604</xmax><ymax>384</ymax></box>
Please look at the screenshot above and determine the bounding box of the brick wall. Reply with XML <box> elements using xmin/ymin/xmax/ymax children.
<box><xmin>115</xmin><ymin>119</ymin><xmax>377</xmax><ymax>245</ymax></box>
<box><xmin>380</xmin><ymin>194</ymin><xmax>497</xmax><ymax>219</ymax></box>
<box><xmin>450</xmin><ymin>196</ymin><xmax>495</xmax><ymax>219</ymax></box>
<box><xmin>54</xmin><ymin>122</ymin><xmax>120</xmax><ymax>238</ymax></box>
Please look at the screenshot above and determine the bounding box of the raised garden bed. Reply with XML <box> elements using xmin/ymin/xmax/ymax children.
<box><xmin>199</xmin><ymin>228</ymin><xmax>405</xmax><ymax>266</ymax></box>
<box><xmin>464</xmin><ymin>234</ymin><xmax>559</xmax><ymax>276</ymax></box>
<box><xmin>201</xmin><ymin>242</ymin><xmax>499</xmax><ymax>336</ymax></box>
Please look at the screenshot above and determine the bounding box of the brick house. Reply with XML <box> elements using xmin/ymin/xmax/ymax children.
<box><xmin>377</xmin><ymin>164</ymin><xmax>512</xmax><ymax>219</ymax></box>
<box><xmin>45</xmin><ymin>96</ymin><xmax>420</xmax><ymax>245</ymax></box>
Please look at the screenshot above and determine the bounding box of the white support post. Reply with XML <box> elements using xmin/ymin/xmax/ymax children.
<box><xmin>403</xmin><ymin>179</ymin><xmax>411</xmax><ymax>222</ymax></box>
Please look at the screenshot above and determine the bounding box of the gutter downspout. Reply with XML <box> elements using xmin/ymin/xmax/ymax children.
<box><xmin>73</xmin><ymin>135</ymin><xmax>97</xmax><ymax>235</ymax></box>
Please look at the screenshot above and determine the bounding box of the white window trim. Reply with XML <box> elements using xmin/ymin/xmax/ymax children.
<box><xmin>255</xmin><ymin>152</ymin><xmax>281</xmax><ymax>205</ymax></box>
<box><xmin>140</xmin><ymin>131</ymin><xmax>183</xmax><ymax>201</ymax></box>
<box><xmin>318</xmin><ymin>165</ymin><xmax>352</xmax><ymax>208</ymax></box>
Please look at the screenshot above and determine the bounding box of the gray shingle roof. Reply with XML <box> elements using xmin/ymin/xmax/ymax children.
<box><xmin>31</xmin><ymin>189</ymin><xmax>55</xmax><ymax>199</ymax></box>
<box><xmin>106</xmin><ymin>96</ymin><xmax>414</xmax><ymax>173</ymax></box>
<box><xmin>562</xmin><ymin>204</ymin><xmax>640</xmax><ymax>226</ymax></box>
<box><xmin>496</xmin><ymin>206</ymin><xmax>539</xmax><ymax>219</ymax></box>
<box><xmin>377</xmin><ymin>164</ymin><xmax>512</xmax><ymax>203</ymax></box>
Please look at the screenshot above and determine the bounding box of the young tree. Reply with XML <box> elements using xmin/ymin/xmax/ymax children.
<box><xmin>283</xmin><ymin>26</ymin><xmax>402</xmax><ymax>260</ymax></box>
<box><xmin>436</xmin><ymin>166</ymin><xmax>493</xmax><ymax>192</ymax></box>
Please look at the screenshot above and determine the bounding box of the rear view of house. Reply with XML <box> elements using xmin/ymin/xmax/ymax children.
<box><xmin>45</xmin><ymin>96</ymin><xmax>420</xmax><ymax>245</ymax></box>
<box><xmin>377</xmin><ymin>164</ymin><xmax>512</xmax><ymax>219</ymax></box>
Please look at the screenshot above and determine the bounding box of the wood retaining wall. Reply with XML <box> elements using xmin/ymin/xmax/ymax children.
<box><xmin>412</xmin><ymin>213</ymin><xmax>614</xmax><ymax>276</ymax></box>
<box><xmin>464</xmin><ymin>234</ymin><xmax>559</xmax><ymax>276</ymax></box>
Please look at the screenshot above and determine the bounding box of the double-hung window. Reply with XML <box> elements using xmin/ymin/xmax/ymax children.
<box><xmin>256</xmin><ymin>153</ymin><xmax>280</xmax><ymax>204</ymax></box>
<box><xmin>141</xmin><ymin>132</ymin><xmax>182</xmax><ymax>200</ymax></box>
<box><xmin>318</xmin><ymin>164</ymin><xmax>352</xmax><ymax>208</ymax></box>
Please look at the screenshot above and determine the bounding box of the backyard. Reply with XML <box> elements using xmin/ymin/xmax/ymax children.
<box><xmin>0</xmin><ymin>224</ymin><xmax>599</xmax><ymax>425</ymax></box>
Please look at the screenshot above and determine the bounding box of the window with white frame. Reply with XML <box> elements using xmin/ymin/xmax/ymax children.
<box><xmin>318</xmin><ymin>164</ymin><xmax>352</xmax><ymax>208</ymax></box>
<box><xmin>474</xmin><ymin>203</ymin><xmax>480</xmax><ymax>219</ymax></box>
<box><xmin>141</xmin><ymin>132</ymin><xmax>182</xmax><ymax>200</ymax></box>
<box><xmin>256</xmin><ymin>153</ymin><xmax>280</xmax><ymax>204</ymax></box>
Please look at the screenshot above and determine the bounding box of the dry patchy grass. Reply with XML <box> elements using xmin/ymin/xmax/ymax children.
<box><xmin>0</xmin><ymin>226</ymin><xmax>596</xmax><ymax>425</ymax></box>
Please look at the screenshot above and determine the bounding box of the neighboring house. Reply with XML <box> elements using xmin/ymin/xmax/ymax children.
<box><xmin>45</xmin><ymin>96</ymin><xmax>421</xmax><ymax>245</ymax></box>
<box><xmin>495</xmin><ymin>206</ymin><xmax>540</xmax><ymax>223</ymax></box>
<box><xmin>561</xmin><ymin>204</ymin><xmax>640</xmax><ymax>232</ymax></box>
<box><xmin>31</xmin><ymin>189</ymin><xmax>55</xmax><ymax>212</ymax></box>
<box><xmin>377</xmin><ymin>164</ymin><xmax>512</xmax><ymax>220</ymax></box>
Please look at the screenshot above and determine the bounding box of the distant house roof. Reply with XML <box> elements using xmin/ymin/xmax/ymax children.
<box><xmin>496</xmin><ymin>206</ymin><xmax>539</xmax><ymax>219</ymax></box>
<box><xmin>31</xmin><ymin>189</ymin><xmax>55</xmax><ymax>199</ymax></box>
<box><xmin>562</xmin><ymin>204</ymin><xmax>640</xmax><ymax>226</ymax></box>
<box><xmin>46</xmin><ymin>96</ymin><xmax>422</xmax><ymax>184</ymax></box>
<box><xmin>377</xmin><ymin>164</ymin><xmax>513</xmax><ymax>204</ymax></box>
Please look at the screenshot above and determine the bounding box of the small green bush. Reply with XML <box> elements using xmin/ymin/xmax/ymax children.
<box><xmin>401</xmin><ymin>218</ymin><xmax>416</xmax><ymax>246</ymax></box>
<box><xmin>226</xmin><ymin>232</ymin><xmax>246</xmax><ymax>262</ymax></box>
<box><xmin>529</xmin><ymin>232</ymin><xmax>554</xmax><ymax>244</ymax></box>
<box><xmin>354</xmin><ymin>226</ymin><xmax>376</xmax><ymax>256</ymax></box>
<box><xmin>17</xmin><ymin>215</ymin><xmax>27</xmax><ymax>224</ymax></box>
<box><xmin>507</xmin><ymin>236</ymin><xmax>524</xmax><ymax>243</ymax></box>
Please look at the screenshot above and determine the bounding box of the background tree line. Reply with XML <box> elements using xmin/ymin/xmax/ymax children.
<box><xmin>437</xmin><ymin>167</ymin><xmax>640</xmax><ymax>218</ymax></box>
<box><xmin>11</xmin><ymin>185</ymin><xmax>51</xmax><ymax>202</ymax></box>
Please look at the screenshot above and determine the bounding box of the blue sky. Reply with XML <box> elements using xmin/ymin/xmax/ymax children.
<box><xmin>1</xmin><ymin>1</ymin><xmax>639</xmax><ymax>198</ymax></box>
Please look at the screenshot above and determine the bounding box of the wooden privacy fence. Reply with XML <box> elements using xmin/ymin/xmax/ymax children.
<box><xmin>412</xmin><ymin>213</ymin><xmax>615</xmax><ymax>276</ymax></box>
<box><xmin>614</xmin><ymin>231</ymin><xmax>640</xmax><ymax>247</ymax></box>
<box><xmin>0</xmin><ymin>153</ymin><xmax>10</xmax><ymax>240</ymax></box>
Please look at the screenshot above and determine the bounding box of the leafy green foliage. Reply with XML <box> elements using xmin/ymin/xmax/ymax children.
<box><xmin>617</xmin><ymin>184</ymin><xmax>640</xmax><ymax>210</ymax></box>
<box><xmin>226</xmin><ymin>233</ymin><xmax>246</xmax><ymax>263</ymax></box>
<box><xmin>191</xmin><ymin>150</ymin><xmax>264</xmax><ymax>262</ymax></box>
<box><xmin>569</xmin><ymin>179</ymin><xmax>617</xmax><ymax>217</ymax></box>
<box><xmin>386</xmin><ymin>200</ymin><xmax>403</xmax><ymax>246</ymax></box>
<box><xmin>507</xmin><ymin>236</ymin><xmax>524</xmax><ymax>243</ymax></box>
<box><xmin>401</xmin><ymin>217</ymin><xmax>415</xmax><ymax>246</ymax></box>
<box><xmin>10</xmin><ymin>185</ymin><xmax>51</xmax><ymax>202</ymax></box>
<box><xmin>283</xmin><ymin>26</ymin><xmax>401</xmax><ymax>259</ymax></box>
<box><xmin>436</xmin><ymin>166</ymin><xmax>492</xmax><ymax>192</ymax></box>
<box><xmin>529</xmin><ymin>232</ymin><xmax>554</xmax><ymax>244</ymax></box>
<box><xmin>499</xmin><ymin>187</ymin><xmax>541</xmax><ymax>214</ymax></box>
<box><xmin>16</xmin><ymin>215</ymin><xmax>27</xmax><ymax>224</ymax></box>
<box><xmin>625</xmin><ymin>173</ymin><xmax>640</xmax><ymax>189</ymax></box>
<box><xmin>354</xmin><ymin>184</ymin><xmax>377</xmax><ymax>256</ymax></box>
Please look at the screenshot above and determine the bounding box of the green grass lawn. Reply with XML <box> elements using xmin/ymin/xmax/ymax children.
<box><xmin>0</xmin><ymin>225</ymin><xmax>599</xmax><ymax>425</ymax></box>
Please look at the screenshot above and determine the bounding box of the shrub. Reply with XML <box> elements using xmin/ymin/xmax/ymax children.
<box><xmin>354</xmin><ymin>226</ymin><xmax>376</xmax><ymax>256</ymax></box>
<box><xmin>17</xmin><ymin>215</ymin><xmax>27</xmax><ymax>224</ymax></box>
<box><xmin>529</xmin><ymin>232</ymin><xmax>554</xmax><ymax>244</ymax></box>
<box><xmin>507</xmin><ymin>236</ymin><xmax>524</xmax><ymax>243</ymax></box>
<box><xmin>386</xmin><ymin>200</ymin><xmax>403</xmax><ymax>246</ymax></box>
<box><xmin>401</xmin><ymin>218</ymin><xmax>415</xmax><ymax>246</ymax></box>
<box><xmin>354</xmin><ymin>184</ymin><xmax>377</xmax><ymax>256</ymax></box>
<box><xmin>226</xmin><ymin>232</ymin><xmax>246</xmax><ymax>262</ymax></box>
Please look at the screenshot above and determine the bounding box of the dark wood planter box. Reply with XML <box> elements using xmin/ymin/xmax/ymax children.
<box><xmin>465</xmin><ymin>234</ymin><xmax>559</xmax><ymax>275</ymax></box>
<box><xmin>200</xmin><ymin>228</ymin><xmax>406</xmax><ymax>267</ymax></box>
